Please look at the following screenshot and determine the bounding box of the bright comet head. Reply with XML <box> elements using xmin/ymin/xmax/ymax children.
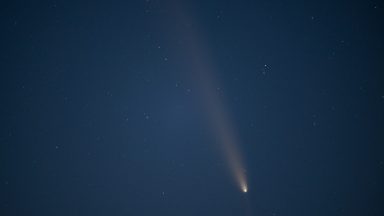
<box><xmin>242</xmin><ymin>185</ymin><xmax>248</xmax><ymax>193</ymax></box>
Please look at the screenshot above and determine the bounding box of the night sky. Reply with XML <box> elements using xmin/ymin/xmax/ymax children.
<box><xmin>1</xmin><ymin>0</ymin><xmax>384</xmax><ymax>215</ymax></box>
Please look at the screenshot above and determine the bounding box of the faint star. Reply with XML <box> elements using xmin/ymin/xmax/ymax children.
<box><xmin>144</xmin><ymin>113</ymin><xmax>150</xmax><ymax>119</ymax></box>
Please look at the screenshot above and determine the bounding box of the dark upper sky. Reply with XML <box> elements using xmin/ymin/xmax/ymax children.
<box><xmin>1</xmin><ymin>0</ymin><xmax>383</xmax><ymax>215</ymax></box>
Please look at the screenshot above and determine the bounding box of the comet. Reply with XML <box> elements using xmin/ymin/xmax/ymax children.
<box><xmin>166</xmin><ymin>0</ymin><xmax>249</xmax><ymax>194</ymax></box>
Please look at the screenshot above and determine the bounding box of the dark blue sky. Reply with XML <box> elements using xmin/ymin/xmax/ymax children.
<box><xmin>1</xmin><ymin>0</ymin><xmax>383</xmax><ymax>215</ymax></box>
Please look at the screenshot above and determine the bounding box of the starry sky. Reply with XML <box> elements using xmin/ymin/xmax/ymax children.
<box><xmin>1</xmin><ymin>0</ymin><xmax>384</xmax><ymax>215</ymax></box>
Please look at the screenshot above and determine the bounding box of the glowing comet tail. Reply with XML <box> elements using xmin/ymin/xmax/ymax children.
<box><xmin>192</xmin><ymin>43</ymin><xmax>249</xmax><ymax>194</ymax></box>
<box><xmin>167</xmin><ymin>0</ymin><xmax>249</xmax><ymax>194</ymax></box>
